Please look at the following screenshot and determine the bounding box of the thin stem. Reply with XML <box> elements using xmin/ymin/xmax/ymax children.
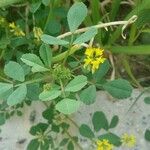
<box><xmin>0</xmin><ymin>75</ymin><xmax>13</xmax><ymax>83</ymax></box>
<box><xmin>65</xmin><ymin>130</ymin><xmax>83</xmax><ymax>150</ymax></box>
<box><xmin>15</xmin><ymin>76</ymin><xmax>51</xmax><ymax>87</ymax></box>
<box><xmin>63</xmin><ymin>34</ymin><xmax>74</xmax><ymax>64</ymax></box>
<box><xmin>57</xmin><ymin>16</ymin><xmax>137</xmax><ymax>39</ymax></box>
<box><xmin>59</xmin><ymin>79</ymin><xmax>66</xmax><ymax>98</ymax></box>
<box><xmin>65</xmin><ymin>115</ymin><xmax>79</xmax><ymax>129</ymax></box>
<box><xmin>127</xmin><ymin>87</ymin><xmax>150</xmax><ymax>113</ymax></box>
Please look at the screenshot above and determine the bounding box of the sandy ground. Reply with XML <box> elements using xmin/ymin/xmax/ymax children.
<box><xmin>0</xmin><ymin>89</ymin><xmax>150</xmax><ymax>150</ymax></box>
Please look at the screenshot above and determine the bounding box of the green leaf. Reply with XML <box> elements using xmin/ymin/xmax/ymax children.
<box><xmin>92</xmin><ymin>111</ymin><xmax>109</xmax><ymax>132</ymax></box>
<box><xmin>98</xmin><ymin>133</ymin><xmax>121</xmax><ymax>146</ymax></box>
<box><xmin>27</xmin><ymin>139</ymin><xmax>40</xmax><ymax>150</ymax></box>
<box><xmin>93</xmin><ymin>60</ymin><xmax>110</xmax><ymax>82</ymax></box>
<box><xmin>60</xmin><ymin>138</ymin><xmax>69</xmax><ymax>146</ymax></box>
<box><xmin>145</xmin><ymin>129</ymin><xmax>150</xmax><ymax>141</ymax></box>
<box><xmin>30</xmin><ymin>123</ymin><xmax>48</xmax><ymax>135</ymax></box>
<box><xmin>42</xmin><ymin>0</ymin><xmax>50</xmax><ymax>6</ymax></box>
<box><xmin>0</xmin><ymin>113</ymin><xmax>5</xmax><ymax>125</ymax></box>
<box><xmin>73</xmin><ymin>28</ymin><xmax>98</xmax><ymax>44</ymax></box>
<box><xmin>0</xmin><ymin>82</ymin><xmax>13</xmax><ymax>98</ymax></box>
<box><xmin>103</xmin><ymin>79</ymin><xmax>133</xmax><ymax>99</ymax></box>
<box><xmin>67</xmin><ymin>141</ymin><xmax>74</xmax><ymax>150</ymax></box>
<box><xmin>40</xmin><ymin>139</ymin><xmax>49</xmax><ymax>150</ymax></box>
<box><xmin>109</xmin><ymin>115</ymin><xmax>119</xmax><ymax>129</ymax></box>
<box><xmin>79</xmin><ymin>85</ymin><xmax>96</xmax><ymax>105</ymax></box>
<box><xmin>136</xmin><ymin>9</ymin><xmax>150</xmax><ymax>28</ymax></box>
<box><xmin>67</xmin><ymin>2</ymin><xmax>87</xmax><ymax>32</ymax></box>
<box><xmin>110</xmin><ymin>45</ymin><xmax>150</xmax><ymax>55</ymax></box>
<box><xmin>39</xmin><ymin>90</ymin><xmax>61</xmax><ymax>101</ymax></box>
<box><xmin>42</xmin><ymin>105</ymin><xmax>54</xmax><ymax>123</ymax></box>
<box><xmin>144</xmin><ymin>97</ymin><xmax>150</xmax><ymax>104</ymax></box>
<box><xmin>4</xmin><ymin>61</ymin><xmax>25</xmax><ymax>82</ymax></box>
<box><xmin>91</xmin><ymin>0</ymin><xmax>101</xmax><ymax>24</ymax></box>
<box><xmin>21</xmin><ymin>53</ymin><xmax>49</xmax><ymax>72</ymax></box>
<box><xmin>30</xmin><ymin>1</ymin><xmax>41</xmax><ymax>13</ymax></box>
<box><xmin>39</xmin><ymin>44</ymin><xmax>52</xmax><ymax>67</ymax></box>
<box><xmin>41</xmin><ymin>34</ymin><xmax>69</xmax><ymax>45</ymax></box>
<box><xmin>109</xmin><ymin>0</ymin><xmax>121</xmax><ymax>21</ymax></box>
<box><xmin>55</xmin><ymin>98</ymin><xmax>81</xmax><ymax>114</ymax></box>
<box><xmin>7</xmin><ymin>84</ymin><xmax>27</xmax><ymax>106</ymax></box>
<box><xmin>65</xmin><ymin>75</ymin><xmax>87</xmax><ymax>92</ymax></box>
<box><xmin>27</xmin><ymin>83</ymin><xmax>40</xmax><ymax>101</ymax></box>
<box><xmin>79</xmin><ymin>124</ymin><xmax>95</xmax><ymax>139</ymax></box>
<box><xmin>45</xmin><ymin>20</ymin><xmax>61</xmax><ymax>35</ymax></box>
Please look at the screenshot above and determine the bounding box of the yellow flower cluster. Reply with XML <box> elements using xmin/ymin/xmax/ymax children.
<box><xmin>84</xmin><ymin>47</ymin><xmax>106</xmax><ymax>73</ymax></box>
<box><xmin>33</xmin><ymin>27</ymin><xmax>43</xmax><ymax>41</ymax></box>
<box><xmin>97</xmin><ymin>139</ymin><xmax>113</xmax><ymax>150</ymax></box>
<box><xmin>121</xmin><ymin>133</ymin><xmax>136</xmax><ymax>147</ymax></box>
<box><xmin>9</xmin><ymin>22</ymin><xmax>25</xmax><ymax>37</ymax></box>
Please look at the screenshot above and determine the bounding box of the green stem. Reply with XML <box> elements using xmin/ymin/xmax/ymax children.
<box><xmin>127</xmin><ymin>87</ymin><xmax>150</xmax><ymax>112</ymax></box>
<box><xmin>65</xmin><ymin>115</ymin><xmax>79</xmax><ymax>129</ymax></box>
<box><xmin>65</xmin><ymin>130</ymin><xmax>83</xmax><ymax>150</ymax></box>
<box><xmin>63</xmin><ymin>34</ymin><xmax>74</xmax><ymax>65</ymax></box>
<box><xmin>15</xmin><ymin>76</ymin><xmax>51</xmax><ymax>87</ymax></box>
<box><xmin>52</xmin><ymin>46</ymin><xmax>81</xmax><ymax>63</ymax></box>
<box><xmin>59</xmin><ymin>79</ymin><xmax>66</xmax><ymax>98</ymax></box>
<box><xmin>0</xmin><ymin>75</ymin><xmax>13</xmax><ymax>83</ymax></box>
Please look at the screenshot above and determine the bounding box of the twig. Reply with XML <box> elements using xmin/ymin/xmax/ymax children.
<box><xmin>57</xmin><ymin>15</ymin><xmax>138</xmax><ymax>39</ymax></box>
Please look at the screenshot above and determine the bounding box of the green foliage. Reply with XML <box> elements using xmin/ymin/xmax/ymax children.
<box><xmin>67</xmin><ymin>2</ymin><xmax>87</xmax><ymax>32</ymax></box>
<box><xmin>98</xmin><ymin>133</ymin><xmax>122</xmax><ymax>146</ymax></box>
<box><xmin>103</xmin><ymin>79</ymin><xmax>133</xmax><ymax>99</ymax></box>
<box><xmin>79</xmin><ymin>85</ymin><xmax>96</xmax><ymax>105</ymax></box>
<box><xmin>55</xmin><ymin>98</ymin><xmax>81</xmax><ymax>114</ymax></box>
<box><xmin>39</xmin><ymin>90</ymin><xmax>61</xmax><ymax>101</ymax></box>
<box><xmin>144</xmin><ymin>97</ymin><xmax>150</xmax><ymax>104</ymax></box>
<box><xmin>39</xmin><ymin>44</ymin><xmax>52</xmax><ymax>67</ymax></box>
<box><xmin>0</xmin><ymin>83</ymin><xmax>13</xmax><ymax>98</ymax></box>
<box><xmin>0</xmin><ymin>113</ymin><xmax>5</xmax><ymax>125</ymax></box>
<box><xmin>7</xmin><ymin>84</ymin><xmax>27</xmax><ymax>106</ymax></box>
<box><xmin>65</xmin><ymin>75</ymin><xmax>87</xmax><ymax>92</ymax></box>
<box><xmin>93</xmin><ymin>60</ymin><xmax>110</xmax><ymax>82</ymax></box>
<box><xmin>73</xmin><ymin>28</ymin><xmax>98</xmax><ymax>44</ymax></box>
<box><xmin>109</xmin><ymin>115</ymin><xmax>119</xmax><ymax>129</ymax></box>
<box><xmin>30</xmin><ymin>123</ymin><xmax>48</xmax><ymax>135</ymax></box>
<box><xmin>79</xmin><ymin>124</ymin><xmax>95</xmax><ymax>139</ymax></box>
<box><xmin>0</xmin><ymin>0</ymin><xmax>149</xmax><ymax>149</ymax></box>
<box><xmin>60</xmin><ymin>138</ymin><xmax>69</xmax><ymax>146</ymax></box>
<box><xmin>21</xmin><ymin>53</ymin><xmax>49</xmax><ymax>72</ymax></box>
<box><xmin>92</xmin><ymin>111</ymin><xmax>109</xmax><ymax>131</ymax></box>
<box><xmin>27</xmin><ymin>139</ymin><xmax>40</xmax><ymax>150</ymax></box>
<box><xmin>4</xmin><ymin>61</ymin><xmax>25</xmax><ymax>82</ymax></box>
<box><xmin>145</xmin><ymin>129</ymin><xmax>150</xmax><ymax>141</ymax></box>
<box><xmin>41</xmin><ymin>34</ymin><xmax>69</xmax><ymax>45</ymax></box>
<box><xmin>30</xmin><ymin>1</ymin><xmax>41</xmax><ymax>13</ymax></box>
<box><xmin>67</xmin><ymin>141</ymin><xmax>74</xmax><ymax>150</ymax></box>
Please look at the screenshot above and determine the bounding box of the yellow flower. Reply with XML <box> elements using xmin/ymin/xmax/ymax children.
<box><xmin>33</xmin><ymin>27</ymin><xmax>43</xmax><ymax>41</ymax></box>
<box><xmin>121</xmin><ymin>133</ymin><xmax>136</xmax><ymax>147</ymax></box>
<box><xmin>97</xmin><ymin>139</ymin><xmax>113</xmax><ymax>150</ymax></box>
<box><xmin>9</xmin><ymin>22</ymin><xmax>25</xmax><ymax>37</ymax></box>
<box><xmin>83</xmin><ymin>47</ymin><xmax>106</xmax><ymax>73</ymax></box>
